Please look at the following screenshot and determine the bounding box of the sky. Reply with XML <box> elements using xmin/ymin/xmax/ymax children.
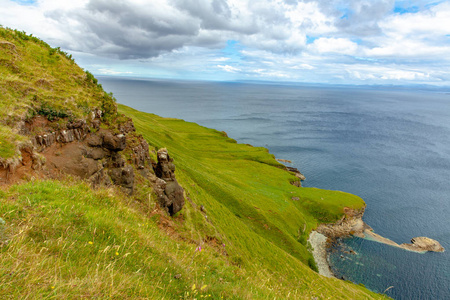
<box><xmin>1</xmin><ymin>0</ymin><xmax>450</xmax><ymax>85</ymax></box>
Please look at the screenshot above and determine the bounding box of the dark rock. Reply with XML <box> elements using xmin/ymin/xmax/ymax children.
<box><xmin>108</xmin><ymin>164</ymin><xmax>134</xmax><ymax>195</ymax></box>
<box><xmin>102</xmin><ymin>132</ymin><xmax>126</xmax><ymax>151</ymax></box>
<box><xmin>165</xmin><ymin>180</ymin><xmax>185</xmax><ymax>215</ymax></box>
<box><xmin>86</xmin><ymin>134</ymin><xmax>103</xmax><ymax>147</ymax></box>
<box><xmin>108</xmin><ymin>152</ymin><xmax>126</xmax><ymax>168</ymax></box>
<box><xmin>131</xmin><ymin>137</ymin><xmax>151</xmax><ymax>169</ymax></box>
<box><xmin>89</xmin><ymin>168</ymin><xmax>112</xmax><ymax>187</ymax></box>
<box><xmin>86</xmin><ymin>147</ymin><xmax>108</xmax><ymax>160</ymax></box>
<box><xmin>155</xmin><ymin>148</ymin><xmax>175</xmax><ymax>181</ymax></box>
<box><xmin>287</xmin><ymin>166</ymin><xmax>306</xmax><ymax>181</ymax></box>
<box><xmin>154</xmin><ymin>148</ymin><xmax>184</xmax><ymax>215</ymax></box>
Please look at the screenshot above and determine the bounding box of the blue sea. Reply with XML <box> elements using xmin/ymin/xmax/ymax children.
<box><xmin>99</xmin><ymin>77</ymin><xmax>450</xmax><ymax>300</ymax></box>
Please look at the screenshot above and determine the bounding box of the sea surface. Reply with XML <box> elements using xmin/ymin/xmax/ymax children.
<box><xmin>99</xmin><ymin>77</ymin><xmax>450</xmax><ymax>300</ymax></box>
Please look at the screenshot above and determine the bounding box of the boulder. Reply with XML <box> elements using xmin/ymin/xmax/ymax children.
<box><xmin>86</xmin><ymin>147</ymin><xmax>108</xmax><ymax>160</ymax></box>
<box><xmin>86</xmin><ymin>134</ymin><xmax>103</xmax><ymax>147</ymax></box>
<box><xmin>102</xmin><ymin>132</ymin><xmax>126</xmax><ymax>151</ymax></box>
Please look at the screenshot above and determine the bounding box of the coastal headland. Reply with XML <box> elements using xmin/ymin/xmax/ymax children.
<box><xmin>309</xmin><ymin>206</ymin><xmax>444</xmax><ymax>277</ymax></box>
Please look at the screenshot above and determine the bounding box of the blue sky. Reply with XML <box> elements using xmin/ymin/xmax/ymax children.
<box><xmin>1</xmin><ymin>0</ymin><xmax>450</xmax><ymax>85</ymax></box>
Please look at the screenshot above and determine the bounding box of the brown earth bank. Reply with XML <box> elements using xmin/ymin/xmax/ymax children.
<box><xmin>0</xmin><ymin>109</ymin><xmax>185</xmax><ymax>216</ymax></box>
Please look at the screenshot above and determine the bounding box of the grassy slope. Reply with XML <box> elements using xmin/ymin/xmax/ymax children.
<box><xmin>0</xmin><ymin>179</ymin><xmax>381</xmax><ymax>299</ymax></box>
<box><xmin>118</xmin><ymin>105</ymin><xmax>383</xmax><ymax>299</ymax></box>
<box><xmin>0</xmin><ymin>28</ymin><xmax>115</xmax><ymax>161</ymax></box>
<box><xmin>0</xmin><ymin>27</ymin><xmax>386</xmax><ymax>299</ymax></box>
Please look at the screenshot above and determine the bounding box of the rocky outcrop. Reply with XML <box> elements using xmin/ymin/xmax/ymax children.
<box><xmin>401</xmin><ymin>237</ymin><xmax>445</xmax><ymax>252</ymax></box>
<box><xmin>32</xmin><ymin>119</ymin><xmax>90</xmax><ymax>149</ymax></box>
<box><xmin>286</xmin><ymin>166</ymin><xmax>305</xmax><ymax>187</ymax></box>
<box><xmin>287</xmin><ymin>166</ymin><xmax>306</xmax><ymax>181</ymax></box>
<box><xmin>4</xmin><ymin>109</ymin><xmax>186</xmax><ymax>215</ymax></box>
<box><xmin>153</xmin><ymin>148</ymin><xmax>185</xmax><ymax>216</ymax></box>
<box><xmin>315</xmin><ymin>207</ymin><xmax>445</xmax><ymax>253</ymax></box>
<box><xmin>316</xmin><ymin>207</ymin><xmax>369</xmax><ymax>239</ymax></box>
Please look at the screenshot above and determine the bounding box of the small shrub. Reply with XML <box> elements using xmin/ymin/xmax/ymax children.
<box><xmin>298</xmin><ymin>235</ymin><xmax>307</xmax><ymax>246</ymax></box>
<box><xmin>85</xmin><ymin>70</ymin><xmax>98</xmax><ymax>85</ymax></box>
<box><xmin>36</xmin><ymin>102</ymin><xmax>69</xmax><ymax>121</ymax></box>
<box><xmin>100</xmin><ymin>92</ymin><xmax>117</xmax><ymax>122</ymax></box>
<box><xmin>308</xmin><ymin>257</ymin><xmax>318</xmax><ymax>272</ymax></box>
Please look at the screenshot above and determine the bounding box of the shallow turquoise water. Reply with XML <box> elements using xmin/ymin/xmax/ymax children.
<box><xmin>99</xmin><ymin>77</ymin><xmax>450</xmax><ymax>300</ymax></box>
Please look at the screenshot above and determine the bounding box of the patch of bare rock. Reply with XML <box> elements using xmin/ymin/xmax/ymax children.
<box><xmin>1</xmin><ymin>109</ymin><xmax>185</xmax><ymax>216</ymax></box>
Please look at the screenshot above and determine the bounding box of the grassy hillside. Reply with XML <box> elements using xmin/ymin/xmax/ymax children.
<box><xmin>0</xmin><ymin>27</ymin><xmax>116</xmax><ymax>164</ymax></box>
<box><xmin>0</xmin><ymin>178</ymin><xmax>379</xmax><ymax>299</ymax></box>
<box><xmin>0</xmin><ymin>27</ymin><xmax>386</xmax><ymax>298</ymax></box>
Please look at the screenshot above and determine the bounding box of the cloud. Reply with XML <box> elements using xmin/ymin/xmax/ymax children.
<box><xmin>309</xmin><ymin>37</ymin><xmax>358</xmax><ymax>55</ymax></box>
<box><xmin>0</xmin><ymin>0</ymin><xmax>449</xmax><ymax>85</ymax></box>
<box><xmin>217</xmin><ymin>65</ymin><xmax>241</xmax><ymax>73</ymax></box>
<box><xmin>212</xmin><ymin>57</ymin><xmax>231</xmax><ymax>62</ymax></box>
<box><xmin>290</xmin><ymin>64</ymin><xmax>315</xmax><ymax>70</ymax></box>
<box><xmin>98</xmin><ymin>68</ymin><xmax>133</xmax><ymax>75</ymax></box>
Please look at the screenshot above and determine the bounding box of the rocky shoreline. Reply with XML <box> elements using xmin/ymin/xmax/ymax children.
<box><xmin>309</xmin><ymin>206</ymin><xmax>444</xmax><ymax>278</ymax></box>
<box><xmin>308</xmin><ymin>231</ymin><xmax>335</xmax><ymax>278</ymax></box>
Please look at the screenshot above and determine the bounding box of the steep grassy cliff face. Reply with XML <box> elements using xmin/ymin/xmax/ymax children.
<box><xmin>0</xmin><ymin>27</ymin><xmax>385</xmax><ymax>299</ymax></box>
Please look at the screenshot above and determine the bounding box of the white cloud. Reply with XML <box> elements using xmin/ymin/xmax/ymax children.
<box><xmin>217</xmin><ymin>65</ymin><xmax>241</xmax><ymax>73</ymax></box>
<box><xmin>0</xmin><ymin>0</ymin><xmax>449</xmax><ymax>85</ymax></box>
<box><xmin>309</xmin><ymin>38</ymin><xmax>358</xmax><ymax>55</ymax></box>
<box><xmin>212</xmin><ymin>57</ymin><xmax>231</xmax><ymax>62</ymax></box>
<box><xmin>98</xmin><ymin>68</ymin><xmax>133</xmax><ymax>75</ymax></box>
<box><xmin>290</xmin><ymin>64</ymin><xmax>315</xmax><ymax>70</ymax></box>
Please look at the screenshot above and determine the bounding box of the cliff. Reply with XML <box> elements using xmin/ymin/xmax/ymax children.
<box><xmin>0</xmin><ymin>27</ymin><xmax>387</xmax><ymax>299</ymax></box>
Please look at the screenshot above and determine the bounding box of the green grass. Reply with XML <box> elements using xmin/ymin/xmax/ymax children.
<box><xmin>0</xmin><ymin>26</ymin><xmax>387</xmax><ymax>299</ymax></box>
<box><xmin>0</xmin><ymin>124</ymin><xmax>26</xmax><ymax>161</ymax></box>
<box><xmin>115</xmin><ymin>105</ymin><xmax>383</xmax><ymax>299</ymax></box>
<box><xmin>0</xmin><ymin>179</ymin><xmax>383</xmax><ymax>299</ymax></box>
<box><xmin>0</xmin><ymin>27</ymin><xmax>117</xmax><ymax>162</ymax></box>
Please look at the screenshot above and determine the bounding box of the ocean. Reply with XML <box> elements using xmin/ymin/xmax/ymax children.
<box><xmin>98</xmin><ymin>77</ymin><xmax>450</xmax><ymax>300</ymax></box>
